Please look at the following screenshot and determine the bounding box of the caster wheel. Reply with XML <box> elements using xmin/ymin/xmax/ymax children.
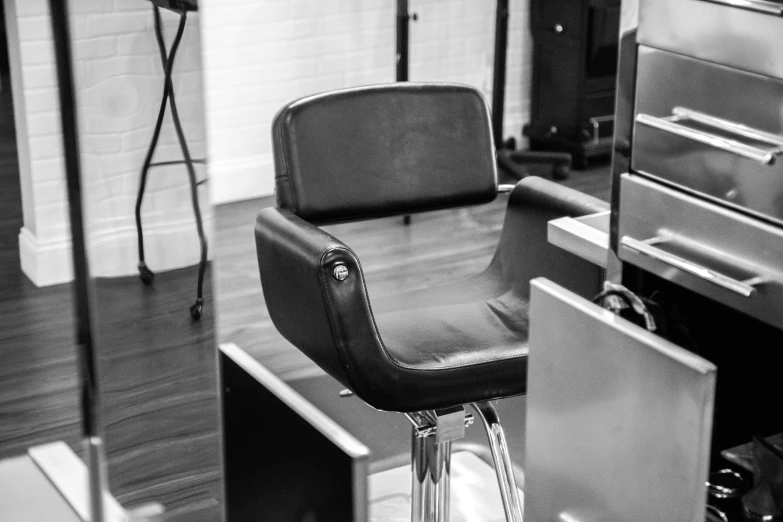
<box><xmin>403</xmin><ymin>215</ymin><xmax>411</xmax><ymax>225</ymax></box>
<box><xmin>190</xmin><ymin>298</ymin><xmax>204</xmax><ymax>320</ymax></box>
<box><xmin>138</xmin><ymin>263</ymin><xmax>154</xmax><ymax>285</ymax></box>
<box><xmin>502</xmin><ymin>137</ymin><xmax>517</xmax><ymax>150</ymax></box>
<box><xmin>553</xmin><ymin>164</ymin><xmax>570</xmax><ymax>181</ymax></box>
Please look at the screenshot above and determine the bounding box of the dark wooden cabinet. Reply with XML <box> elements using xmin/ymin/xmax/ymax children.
<box><xmin>524</xmin><ymin>0</ymin><xmax>620</xmax><ymax>168</ymax></box>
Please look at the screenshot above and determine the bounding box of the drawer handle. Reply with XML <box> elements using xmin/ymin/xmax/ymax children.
<box><xmin>636</xmin><ymin>107</ymin><xmax>783</xmax><ymax>165</ymax></box>
<box><xmin>699</xmin><ymin>0</ymin><xmax>783</xmax><ymax>15</ymax></box>
<box><xmin>620</xmin><ymin>236</ymin><xmax>761</xmax><ymax>297</ymax></box>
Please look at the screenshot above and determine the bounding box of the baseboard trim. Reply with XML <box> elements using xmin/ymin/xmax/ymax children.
<box><xmin>19</xmin><ymin>227</ymin><xmax>73</xmax><ymax>287</ymax></box>
<box><xmin>19</xmin><ymin>221</ymin><xmax>214</xmax><ymax>287</ymax></box>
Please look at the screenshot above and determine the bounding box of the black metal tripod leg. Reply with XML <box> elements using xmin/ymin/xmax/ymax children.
<box><xmin>163</xmin><ymin>10</ymin><xmax>208</xmax><ymax>320</ymax></box>
<box><xmin>135</xmin><ymin>6</ymin><xmax>174</xmax><ymax>285</ymax></box>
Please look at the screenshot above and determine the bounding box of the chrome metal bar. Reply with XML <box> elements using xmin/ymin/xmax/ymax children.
<box><xmin>411</xmin><ymin>428</ymin><xmax>451</xmax><ymax>522</ymax></box>
<box><xmin>498</xmin><ymin>184</ymin><xmax>516</xmax><ymax>194</ymax></box>
<box><xmin>85</xmin><ymin>437</ymin><xmax>108</xmax><ymax>522</ymax></box>
<box><xmin>699</xmin><ymin>0</ymin><xmax>783</xmax><ymax>15</ymax></box>
<box><xmin>589</xmin><ymin>115</ymin><xmax>614</xmax><ymax>145</ymax></box>
<box><xmin>404</xmin><ymin>411</ymin><xmax>474</xmax><ymax>439</ymax></box>
<box><xmin>473</xmin><ymin>401</ymin><xmax>523</xmax><ymax>522</ymax></box>
<box><xmin>636</xmin><ymin>113</ymin><xmax>780</xmax><ymax>165</ymax></box>
<box><xmin>671</xmin><ymin>107</ymin><xmax>783</xmax><ymax>147</ymax></box>
<box><xmin>621</xmin><ymin>236</ymin><xmax>758</xmax><ymax>297</ymax></box>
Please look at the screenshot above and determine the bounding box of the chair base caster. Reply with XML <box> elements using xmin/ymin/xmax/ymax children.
<box><xmin>190</xmin><ymin>298</ymin><xmax>204</xmax><ymax>320</ymax></box>
<box><xmin>138</xmin><ymin>262</ymin><xmax>154</xmax><ymax>285</ymax></box>
<box><xmin>553</xmin><ymin>164</ymin><xmax>570</xmax><ymax>181</ymax></box>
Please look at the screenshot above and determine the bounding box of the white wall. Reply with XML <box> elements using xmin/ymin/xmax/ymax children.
<box><xmin>201</xmin><ymin>0</ymin><xmax>531</xmax><ymax>204</ymax></box>
<box><xmin>8</xmin><ymin>0</ymin><xmax>530</xmax><ymax>283</ymax></box>
<box><xmin>9</xmin><ymin>0</ymin><xmax>211</xmax><ymax>285</ymax></box>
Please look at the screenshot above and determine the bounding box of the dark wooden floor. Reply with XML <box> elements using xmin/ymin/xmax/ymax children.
<box><xmin>215</xmin><ymin>163</ymin><xmax>611</xmax><ymax>381</ymax></box>
<box><xmin>94</xmin><ymin>268</ymin><xmax>221</xmax><ymax>513</ymax></box>
<box><xmin>0</xmin><ymin>69</ymin><xmax>82</xmax><ymax>458</ymax></box>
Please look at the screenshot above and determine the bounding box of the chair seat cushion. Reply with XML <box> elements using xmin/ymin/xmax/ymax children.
<box><xmin>373</xmin><ymin>288</ymin><xmax>528</xmax><ymax>371</ymax></box>
<box><xmin>346</xmin><ymin>269</ymin><xmax>530</xmax><ymax>412</ymax></box>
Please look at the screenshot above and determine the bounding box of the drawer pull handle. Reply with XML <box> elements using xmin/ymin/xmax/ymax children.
<box><xmin>620</xmin><ymin>236</ymin><xmax>760</xmax><ymax>297</ymax></box>
<box><xmin>636</xmin><ymin>107</ymin><xmax>783</xmax><ymax>165</ymax></box>
<box><xmin>699</xmin><ymin>0</ymin><xmax>783</xmax><ymax>15</ymax></box>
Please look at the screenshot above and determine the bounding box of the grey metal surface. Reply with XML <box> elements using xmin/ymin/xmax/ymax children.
<box><xmin>638</xmin><ymin>0</ymin><xmax>783</xmax><ymax>80</ymax></box>
<box><xmin>618</xmin><ymin>174</ymin><xmax>783</xmax><ymax>331</ymax></box>
<box><xmin>0</xmin><ymin>454</ymin><xmax>83</xmax><ymax>522</ymax></box>
<box><xmin>548</xmin><ymin>211</ymin><xmax>610</xmax><ymax>268</ymax></box>
<box><xmin>525</xmin><ymin>278</ymin><xmax>716</xmax><ymax>522</ymax></box>
<box><xmin>27</xmin><ymin>441</ymin><xmax>128</xmax><ymax>522</ymax></box>
<box><xmin>632</xmin><ymin>46</ymin><xmax>783</xmax><ymax>226</ymax></box>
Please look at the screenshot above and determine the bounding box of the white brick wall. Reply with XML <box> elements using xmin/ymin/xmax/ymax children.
<box><xmin>200</xmin><ymin>0</ymin><xmax>532</xmax><ymax>204</ymax></box>
<box><xmin>8</xmin><ymin>0</ymin><xmax>531</xmax><ymax>282</ymax></box>
<box><xmin>9</xmin><ymin>0</ymin><xmax>211</xmax><ymax>285</ymax></box>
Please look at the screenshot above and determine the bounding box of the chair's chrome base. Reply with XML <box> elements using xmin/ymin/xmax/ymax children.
<box><xmin>473</xmin><ymin>401</ymin><xmax>524</xmax><ymax>522</ymax></box>
<box><xmin>406</xmin><ymin>402</ymin><xmax>523</xmax><ymax>522</ymax></box>
<box><xmin>412</xmin><ymin>433</ymin><xmax>452</xmax><ymax>522</ymax></box>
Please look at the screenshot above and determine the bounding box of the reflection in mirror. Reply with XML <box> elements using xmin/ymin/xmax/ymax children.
<box><xmin>69</xmin><ymin>0</ymin><xmax>221</xmax><ymax>517</ymax></box>
<box><xmin>1</xmin><ymin>0</ymin><xmax>220</xmax><ymax>520</ymax></box>
<box><xmin>0</xmin><ymin>0</ymin><xmax>81</xmax><ymax>464</ymax></box>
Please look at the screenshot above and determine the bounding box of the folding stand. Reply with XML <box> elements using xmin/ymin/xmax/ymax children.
<box><xmin>492</xmin><ymin>0</ymin><xmax>571</xmax><ymax>180</ymax></box>
<box><xmin>136</xmin><ymin>0</ymin><xmax>208</xmax><ymax>319</ymax></box>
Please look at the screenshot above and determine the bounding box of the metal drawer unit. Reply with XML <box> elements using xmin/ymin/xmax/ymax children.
<box><xmin>632</xmin><ymin>46</ymin><xmax>783</xmax><ymax>227</ymax></box>
<box><xmin>615</xmin><ymin>0</ymin><xmax>783</xmax><ymax>333</ymax></box>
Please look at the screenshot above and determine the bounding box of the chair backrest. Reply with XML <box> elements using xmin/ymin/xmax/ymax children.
<box><xmin>271</xmin><ymin>83</ymin><xmax>498</xmax><ymax>223</ymax></box>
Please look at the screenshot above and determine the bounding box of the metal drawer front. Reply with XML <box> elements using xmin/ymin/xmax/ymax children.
<box><xmin>618</xmin><ymin>174</ymin><xmax>783</xmax><ymax>330</ymax></box>
<box><xmin>638</xmin><ymin>0</ymin><xmax>783</xmax><ymax>80</ymax></box>
<box><xmin>526</xmin><ymin>278</ymin><xmax>715</xmax><ymax>522</ymax></box>
<box><xmin>633</xmin><ymin>47</ymin><xmax>783</xmax><ymax>227</ymax></box>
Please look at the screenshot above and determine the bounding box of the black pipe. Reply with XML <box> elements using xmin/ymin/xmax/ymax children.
<box><xmin>49</xmin><ymin>4</ymin><xmax>108</xmax><ymax>520</ymax></box>
<box><xmin>492</xmin><ymin>0</ymin><xmax>509</xmax><ymax>149</ymax></box>
<box><xmin>396</xmin><ymin>0</ymin><xmax>409</xmax><ymax>82</ymax></box>
<box><xmin>48</xmin><ymin>0</ymin><xmax>101</xmax><ymax>442</ymax></box>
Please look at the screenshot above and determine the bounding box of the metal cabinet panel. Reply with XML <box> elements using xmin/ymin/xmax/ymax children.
<box><xmin>526</xmin><ymin>278</ymin><xmax>715</xmax><ymax>522</ymax></box>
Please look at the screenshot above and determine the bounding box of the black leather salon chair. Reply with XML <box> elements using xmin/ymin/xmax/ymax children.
<box><xmin>255</xmin><ymin>83</ymin><xmax>608</xmax><ymax>521</ymax></box>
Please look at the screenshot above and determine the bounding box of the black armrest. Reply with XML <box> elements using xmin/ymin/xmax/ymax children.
<box><xmin>254</xmin><ymin>208</ymin><xmax>382</xmax><ymax>391</ymax></box>
<box><xmin>492</xmin><ymin>176</ymin><xmax>609</xmax><ymax>300</ymax></box>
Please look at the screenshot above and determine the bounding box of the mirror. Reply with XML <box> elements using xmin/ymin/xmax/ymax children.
<box><xmin>69</xmin><ymin>0</ymin><xmax>221</xmax><ymax>517</ymax></box>
<box><xmin>0</xmin><ymin>0</ymin><xmax>220</xmax><ymax>519</ymax></box>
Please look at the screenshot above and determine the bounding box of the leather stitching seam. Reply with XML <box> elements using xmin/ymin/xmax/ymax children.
<box><xmin>276</xmin><ymin>110</ymin><xmax>297</xmax><ymax>213</ymax></box>
<box><xmin>318</xmin><ymin>246</ymin><xmax>361</xmax><ymax>392</ymax></box>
